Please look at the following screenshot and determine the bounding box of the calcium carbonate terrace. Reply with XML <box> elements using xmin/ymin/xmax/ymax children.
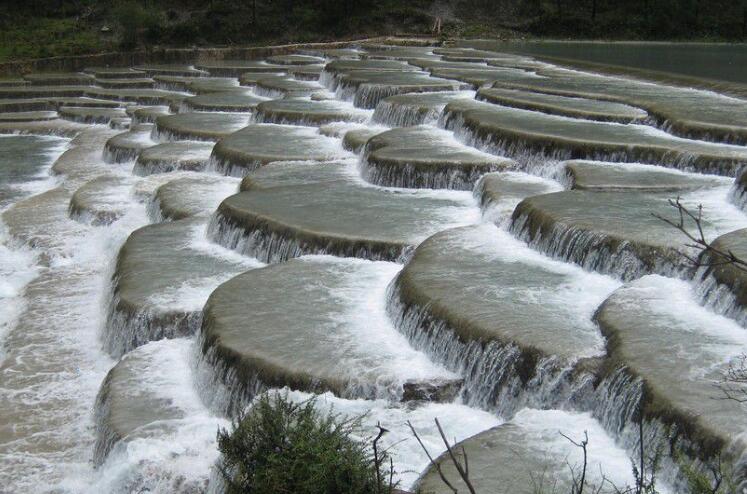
<box><xmin>0</xmin><ymin>39</ymin><xmax>745</xmax><ymax>494</ymax></box>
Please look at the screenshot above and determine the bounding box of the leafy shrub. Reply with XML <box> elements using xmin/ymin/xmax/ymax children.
<box><xmin>217</xmin><ymin>392</ymin><xmax>395</xmax><ymax>494</ymax></box>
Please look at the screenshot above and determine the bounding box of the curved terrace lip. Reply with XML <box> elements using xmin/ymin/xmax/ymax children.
<box><xmin>1</xmin><ymin>35</ymin><xmax>747</xmax><ymax>493</ymax></box>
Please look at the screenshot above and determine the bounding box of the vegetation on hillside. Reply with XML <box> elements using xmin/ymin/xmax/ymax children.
<box><xmin>0</xmin><ymin>0</ymin><xmax>746</xmax><ymax>62</ymax></box>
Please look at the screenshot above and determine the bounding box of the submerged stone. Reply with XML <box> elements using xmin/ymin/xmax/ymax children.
<box><xmin>362</xmin><ymin>46</ymin><xmax>437</xmax><ymax>60</ymax></box>
<box><xmin>340</xmin><ymin>127</ymin><xmax>383</xmax><ymax>152</ymax></box>
<box><xmin>442</xmin><ymin>99</ymin><xmax>747</xmax><ymax>176</ymax></box>
<box><xmin>0</xmin><ymin>97</ymin><xmax>115</xmax><ymax>113</ymax></box>
<box><xmin>238</xmin><ymin>71</ymin><xmax>286</xmax><ymax>86</ymax></box>
<box><xmin>733</xmin><ymin>168</ymin><xmax>747</xmax><ymax>211</ymax></box>
<box><xmin>151</xmin><ymin>175</ymin><xmax>239</xmax><ymax>221</ymax></box>
<box><xmin>565</xmin><ymin>160</ymin><xmax>728</xmax><ymax>192</ymax></box>
<box><xmin>0</xmin><ymin>78</ymin><xmax>27</xmax><ymax>86</ymax></box>
<box><xmin>93</xmin><ymin>338</ymin><xmax>219</xmax><ymax>479</ymax></box>
<box><xmin>335</xmin><ymin>70</ymin><xmax>468</xmax><ymax>109</ymax></box>
<box><xmin>96</xmin><ymin>78</ymin><xmax>155</xmax><ymax>89</ymax></box>
<box><xmin>595</xmin><ymin>275</ymin><xmax>747</xmax><ymax>461</ymax></box>
<box><xmin>182</xmin><ymin>91</ymin><xmax>265</xmax><ymax>112</ymax></box>
<box><xmin>363</xmin><ymin>126</ymin><xmax>512</xmax><ymax>189</ymax></box>
<box><xmin>323</xmin><ymin>59</ymin><xmax>419</xmax><ymax>74</ymax></box>
<box><xmin>53</xmin><ymin>97</ymin><xmax>123</xmax><ymax>108</ymax></box>
<box><xmin>104</xmin><ymin>124</ymin><xmax>155</xmax><ymax>162</ymax></box>
<box><xmin>134</xmin><ymin>141</ymin><xmax>214</xmax><ymax>175</ymax></box>
<box><xmin>83</xmin><ymin>88</ymin><xmax>187</xmax><ymax>106</ymax></box>
<box><xmin>133</xmin><ymin>64</ymin><xmax>207</xmax><ymax>77</ymax></box>
<box><xmin>58</xmin><ymin>106</ymin><xmax>127</xmax><ymax>124</ymax></box>
<box><xmin>432</xmin><ymin>47</ymin><xmax>511</xmax><ymax>62</ymax></box>
<box><xmin>0</xmin><ymin>111</ymin><xmax>58</xmax><ymax>122</ymax></box>
<box><xmin>492</xmin><ymin>65</ymin><xmax>747</xmax><ymax>144</ymax></box>
<box><xmin>153</xmin><ymin>112</ymin><xmax>249</xmax><ymax>142</ymax></box>
<box><xmin>105</xmin><ymin>216</ymin><xmax>257</xmax><ymax>357</ymax></box>
<box><xmin>477</xmin><ymin>87</ymin><xmax>647</xmax><ymax>123</ymax></box>
<box><xmin>390</xmin><ymin>223</ymin><xmax>615</xmax><ymax>409</ymax></box>
<box><xmin>475</xmin><ymin>171</ymin><xmax>561</xmax><ymax>221</ymax></box>
<box><xmin>287</xmin><ymin>64</ymin><xmax>326</xmax><ymax>81</ymax></box>
<box><xmin>69</xmin><ymin>176</ymin><xmax>132</xmax><ymax>225</ymax></box>
<box><xmin>194</xmin><ymin>60</ymin><xmax>287</xmax><ymax>76</ymax></box>
<box><xmin>184</xmin><ymin>77</ymin><xmax>241</xmax><ymax>94</ymax></box>
<box><xmin>49</xmin><ymin>126</ymin><xmax>120</xmax><ymax>183</ymax></box>
<box><xmin>152</xmin><ymin>75</ymin><xmax>243</xmax><ymax>94</ymax></box>
<box><xmin>254</xmin><ymin>75</ymin><xmax>324</xmax><ymax>98</ymax></box>
<box><xmin>510</xmin><ymin>190</ymin><xmax>710</xmax><ymax>280</ymax></box>
<box><xmin>407</xmin><ymin>58</ymin><xmax>493</xmax><ymax>72</ymax></box>
<box><xmin>210</xmin><ymin>160</ymin><xmax>479</xmax><ymax>262</ymax></box>
<box><xmin>697</xmin><ymin>228</ymin><xmax>747</xmax><ymax>327</ymax></box>
<box><xmin>24</xmin><ymin>72</ymin><xmax>95</xmax><ymax>86</ymax></box>
<box><xmin>428</xmin><ymin>66</ymin><xmax>534</xmax><ymax>88</ymax></box>
<box><xmin>266</xmin><ymin>54</ymin><xmax>324</xmax><ymax>65</ymax></box>
<box><xmin>0</xmin><ymin>85</ymin><xmax>90</xmax><ymax>99</ymax></box>
<box><xmin>371</xmin><ymin>90</ymin><xmax>474</xmax><ymax>127</ymax></box>
<box><xmin>129</xmin><ymin>105</ymin><xmax>170</xmax><ymax>124</ymax></box>
<box><xmin>199</xmin><ymin>256</ymin><xmax>459</xmax><ymax>413</ymax></box>
<box><xmin>417</xmin><ymin>408</ymin><xmax>633</xmax><ymax>494</ymax></box>
<box><xmin>210</xmin><ymin>124</ymin><xmax>348</xmax><ymax>175</ymax></box>
<box><xmin>253</xmin><ymin>98</ymin><xmax>370</xmax><ymax>125</ymax></box>
<box><xmin>307</xmin><ymin>48</ymin><xmax>361</xmax><ymax>59</ymax></box>
<box><xmin>84</xmin><ymin>67</ymin><xmax>146</xmax><ymax>79</ymax></box>
<box><xmin>0</xmin><ymin>118</ymin><xmax>85</xmax><ymax>137</ymax></box>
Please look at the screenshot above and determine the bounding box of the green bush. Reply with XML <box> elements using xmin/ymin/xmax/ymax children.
<box><xmin>217</xmin><ymin>392</ymin><xmax>395</xmax><ymax>494</ymax></box>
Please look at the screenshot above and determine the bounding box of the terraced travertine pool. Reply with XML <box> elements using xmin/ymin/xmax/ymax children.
<box><xmin>0</xmin><ymin>41</ymin><xmax>746</xmax><ymax>493</ymax></box>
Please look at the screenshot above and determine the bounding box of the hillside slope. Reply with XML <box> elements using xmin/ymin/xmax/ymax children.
<box><xmin>1</xmin><ymin>0</ymin><xmax>745</xmax><ymax>62</ymax></box>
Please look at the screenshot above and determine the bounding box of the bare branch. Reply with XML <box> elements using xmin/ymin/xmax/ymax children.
<box><xmin>435</xmin><ymin>417</ymin><xmax>477</xmax><ymax>494</ymax></box>
<box><xmin>406</xmin><ymin>420</ymin><xmax>458</xmax><ymax>494</ymax></box>
<box><xmin>560</xmin><ymin>431</ymin><xmax>589</xmax><ymax>494</ymax></box>
<box><xmin>373</xmin><ymin>422</ymin><xmax>388</xmax><ymax>494</ymax></box>
<box><xmin>652</xmin><ymin>196</ymin><xmax>747</xmax><ymax>273</ymax></box>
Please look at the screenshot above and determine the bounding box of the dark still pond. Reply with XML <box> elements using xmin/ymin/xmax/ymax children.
<box><xmin>457</xmin><ymin>40</ymin><xmax>747</xmax><ymax>85</ymax></box>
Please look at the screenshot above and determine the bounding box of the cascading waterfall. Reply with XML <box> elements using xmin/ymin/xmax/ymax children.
<box><xmin>207</xmin><ymin>210</ymin><xmax>414</xmax><ymax>264</ymax></box>
<box><xmin>385</xmin><ymin>277</ymin><xmax>593</xmax><ymax>415</ymax></box>
<box><xmin>102</xmin><ymin>289</ymin><xmax>203</xmax><ymax>357</ymax></box>
<box><xmin>371</xmin><ymin>98</ymin><xmax>439</xmax><ymax>127</ymax></box>
<box><xmin>508</xmin><ymin>211</ymin><xmax>689</xmax><ymax>281</ymax></box>
<box><xmin>1</xmin><ymin>41</ymin><xmax>746</xmax><ymax>494</ymax></box>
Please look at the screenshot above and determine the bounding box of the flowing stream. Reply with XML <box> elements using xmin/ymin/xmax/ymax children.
<box><xmin>0</xmin><ymin>42</ymin><xmax>746</xmax><ymax>493</ymax></box>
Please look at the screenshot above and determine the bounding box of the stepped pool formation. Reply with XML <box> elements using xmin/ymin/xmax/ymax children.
<box><xmin>0</xmin><ymin>40</ymin><xmax>746</xmax><ymax>494</ymax></box>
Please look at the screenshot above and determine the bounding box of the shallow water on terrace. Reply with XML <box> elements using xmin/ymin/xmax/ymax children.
<box><xmin>0</xmin><ymin>157</ymin><xmax>150</xmax><ymax>489</ymax></box>
<box><xmin>0</xmin><ymin>135</ymin><xmax>67</xmax><ymax>207</ymax></box>
<box><xmin>1</xmin><ymin>41</ymin><xmax>746</xmax><ymax>494</ymax></box>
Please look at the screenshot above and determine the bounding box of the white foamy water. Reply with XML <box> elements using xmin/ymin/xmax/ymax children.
<box><xmin>0</xmin><ymin>136</ymin><xmax>68</xmax><ymax>359</ymax></box>
<box><xmin>64</xmin><ymin>338</ymin><xmax>228</xmax><ymax>494</ymax></box>
<box><xmin>615</xmin><ymin>275</ymin><xmax>747</xmax><ymax>378</ymax></box>
<box><xmin>0</xmin><ymin>225</ymin><xmax>38</xmax><ymax>358</ymax></box>
<box><xmin>304</xmin><ymin>255</ymin><xmax>457</xmax><ymax>383</ymax></box>
<box><xmin>0</xmin><ymin>45</ymin><xmax>741</xmax><ymax>494</ymax></box>
<box><xmin>0</xmin><ymin>202</ymin><xmax>150</xmax><ymax>491</ymax></box>
<box><xmin>274</xmin><ymin>389</ymin><xmax>501</xmax><ymax>489</ymax></box>
<box><xmin>680</xmin><ymin>184</ymin><xmax>747</xmax><ymax>240</ymax></box>
<box><xmin>509</xmin><ymin>408</ymin><xmax>643</xmax><ymax>491</ymax></box>
<box><xmin>0</xmin><ymin>129</ymin><xmax>154</xmax><ymax>490</ymax></box>
<box><xmin>460</xmin><ymin>222</ymin><xmax>621</xmax><ymax>358</ymax></box>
